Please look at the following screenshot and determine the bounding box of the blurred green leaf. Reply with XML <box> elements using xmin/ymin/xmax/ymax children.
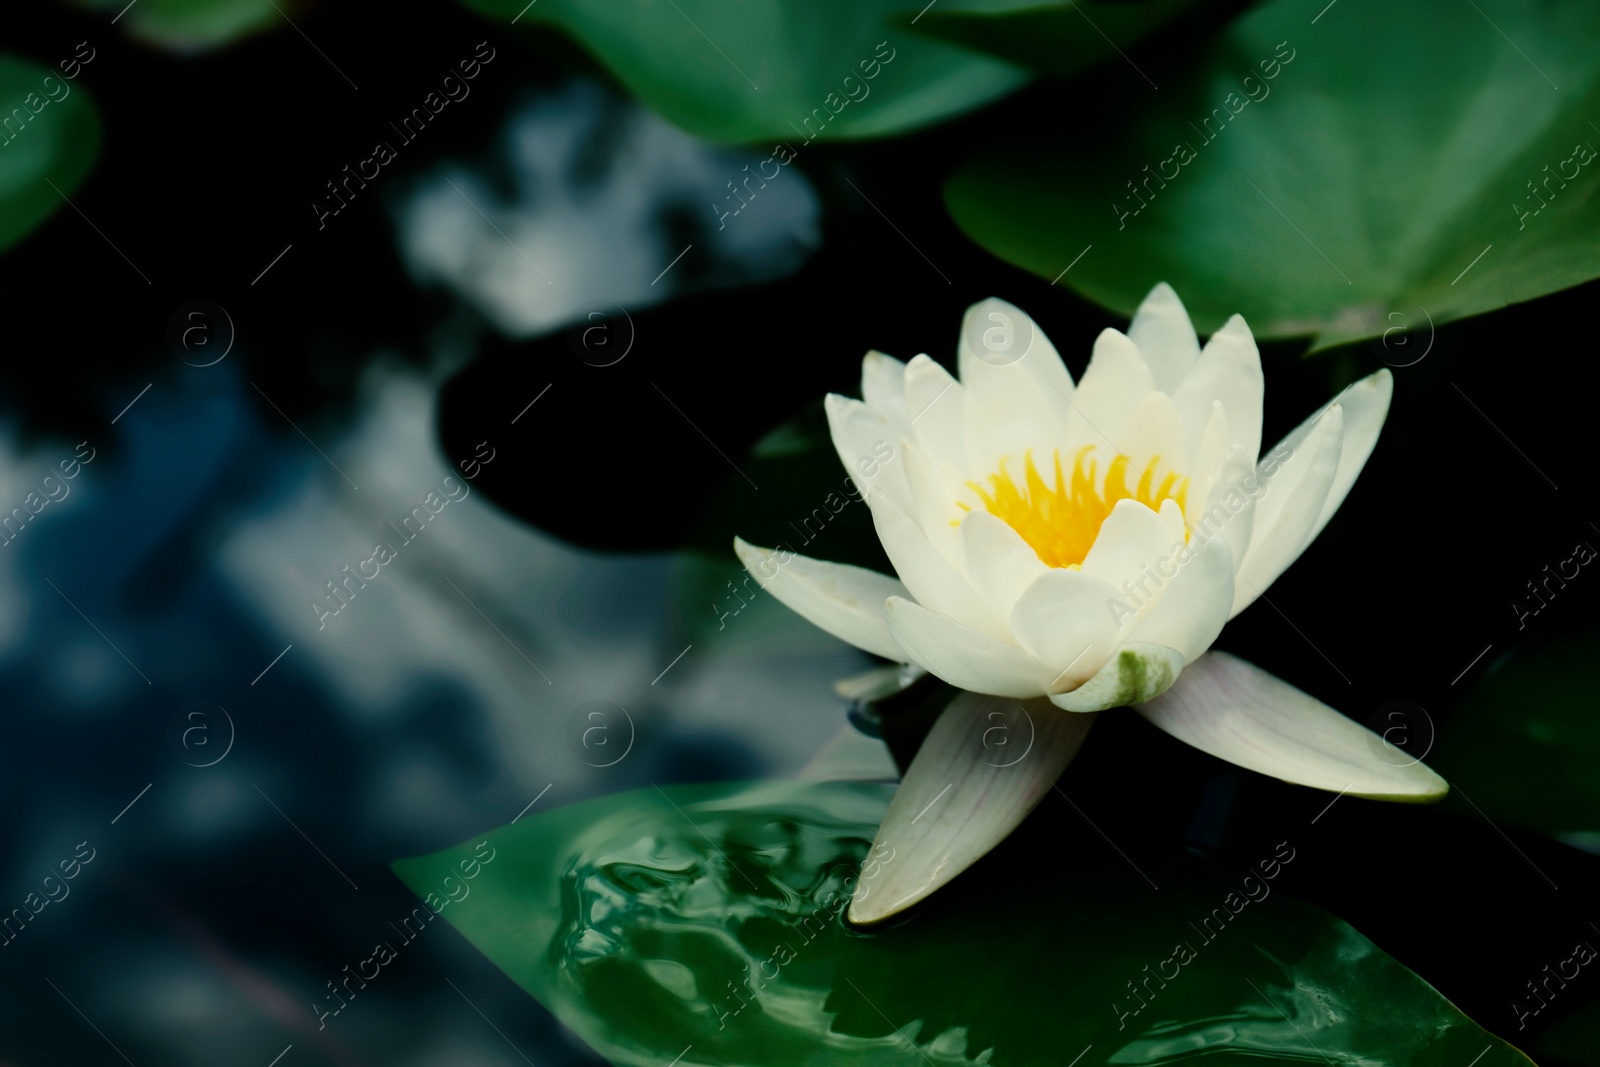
<box><xmin>1529</xmin><ymin>996</ymin><xmax>1600</xmax><ymax>1067</ymax></box>
<box><xmin>460</xmin><ymin>0</ymin><xmax>1030</xmax><ymax>142</ymax></box>
<box><xmin>395</xmin><ymin>779</ymin><xmax>1535</xmax><ymax>1066</ymax></box>
<box><xmin>0</xmin><ymin>55</ymin><xmax>99</xmax><ymax>253</ymax></box>
<box><xmin>75</xmin><ymin>0</ymin><xmax>284</xmax><ymax>52</ymax></box>
<box><xmin>1432</xmin><ymin>629</ymin><xmax>1600</xmax><ymax>838</ymax></box>
<box><xmin>910</xmin><ymin>0</ymin><xmax>1199</xmax><ymax>76</ymax></box>
<box><xmin>946</xmin><ymin>0</ymin><xmax>1600</xmax><ymax>348</ymax></box>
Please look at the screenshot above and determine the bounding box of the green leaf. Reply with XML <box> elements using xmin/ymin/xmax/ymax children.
<box><xmin>1431</xmin><ymin>629</ymin><xmax>1600</xmax><ymax>838</ymax></box>
<box><xmin>74</xmin><ymin>0</ymin><xmax>283</xmax><ymax>52</ymax></box>
<box><xmin>460</xmin><ymin>0</ymin><xmax>1030</xmax><ymax>143</ymax></box>
<box><xmin>946</xmin><ymin>0</ymin><xmax>1600</xmax><ymax>348</ymax></box>
<box><xmin>0</xmin><ymin>55</ymin><xmax>100</xmax><ymax>253</ymax></box>
<box><xmin>910</xmin><ymin>0</ymin><xmax>1199</xmax><ymax>76</ymax></box>
<box><xmin>395</xmin><ymin>779</ymin><xmax>1536</xmax><ymax>1066</ymax></box>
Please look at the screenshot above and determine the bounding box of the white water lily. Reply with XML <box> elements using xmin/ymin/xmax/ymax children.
<box><xmin>735</xmin><ymin>284</ymin><xmax>1446</xmax><ymax>922</ymax></box>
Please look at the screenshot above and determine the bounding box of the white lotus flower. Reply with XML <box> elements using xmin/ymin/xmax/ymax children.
<box><xmin>734</xmin><ymin>283</ymin><xmax>1447</xmax><ymax>922</ymax></box>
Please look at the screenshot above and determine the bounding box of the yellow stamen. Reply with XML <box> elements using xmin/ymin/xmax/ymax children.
<box><xmin>959</xmin><ymin>447</ymin><xmax>1188</xmax><ymax>569</ymax></box>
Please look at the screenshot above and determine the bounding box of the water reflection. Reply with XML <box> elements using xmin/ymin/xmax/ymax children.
<box><xmin>0</xmin><ymin>74</ymin><xmax>849</xmax><ymax>1067</ymax></box>
<box><xmin>394</xmin><ymin>81</ymin><xmax>821</xmax><ymax>337</ymax></box>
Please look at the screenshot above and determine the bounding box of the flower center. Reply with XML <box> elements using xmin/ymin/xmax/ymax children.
<box><xmin>961</xmin><ymin>446</ymin><xmax>1188</xmax><ymax>569</ymax></box>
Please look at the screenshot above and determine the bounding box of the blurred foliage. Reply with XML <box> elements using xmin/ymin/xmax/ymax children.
<box><xmin>946</xmin><ymin>0</ymin><xmax>1600</xmax><ymax>347</ymax></box>
<box><xmin>909</xmin><ymin>0</ymin><xmax>1199</xmax><ymax>75</ymax></box>
<box><xmin>0</xmin><ymin>53</ymin><xmax>99</xmax><ymax>253</ymax></box>
<box><xmin>1432</xmin><ymin>629</ymin><xmax>1600</xmax><ymax>838</ymax></box>
<box><xmin>396</xmin><ymin>779</ymin><xmax>1536</xmax><ymax>1067</ymax></box>
<box><xmin>73</xmin><ymin>0</ymin><xmax>287</xmax><ymax>52</ymax></box>
<box><xmin>459</xmin><ymin>0</ymin><xmax>1031</xmax><ymax>143</ymax></box>
<box><xmin>1531</xmin><ymin>997</ymin><xmax>1600</xmax><ymax>1067</ymax></box>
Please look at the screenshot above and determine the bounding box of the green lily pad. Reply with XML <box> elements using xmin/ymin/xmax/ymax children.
<box><xmin>460</xmin><ymin>0</ymin><xmax>1030</xmax><ymax>143</ymax></box>
<box><xmin>0</xmin><ymin>54</ymin><xmax>100</xmax><ymax>253</ymax></box>
<box><xmin>910</xmin><ymin>0</ymin><xmax>1200</xmax><ymax>76</ymax></box>
<box><xmin>946</xmin><ymin>0</ymin><xmax>1600</xmax><ymax>348</ymax></box>
<box><xmin>74</xmin><ymin>0</ymin><xmax>283</xmax><ymax>52</ymax></box>
<box><xmin>1431</xmin><ymin>629</ymin><xmax>1600</xmax><ymax>838</ymax></box>
<box><xmin>394</xmin><ymin>779</ymin><xmax>1536</xmax><ymax>1066</ymax></box>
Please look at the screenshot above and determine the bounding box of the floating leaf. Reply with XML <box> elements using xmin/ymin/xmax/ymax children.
<box><xmin>395</xmin><ymin>779</ymin><xmax>1535</xmax><ymax>1066</ymax></box>
<box><xmin>946</xmin><ymin>0</ymin><xmax>1600</xmax><ymax>348</ymax></box>
<box><xmin>0</xmin><ymin>54</ymin><xmax>100</xmax><ymax>253</ymax></box>
<box><xmin>461</xmin><ymin>0</ymin><xmax>1030</xmax><ymax>142</ymax></box>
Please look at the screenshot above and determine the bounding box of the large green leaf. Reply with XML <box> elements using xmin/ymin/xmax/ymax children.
<box><xmin>946</xmin><ymin>0</ymin><xmax>1600</xmax><ymax>347</ymax></box>
<box><xmin>461</xmin><ymin>0</ymin><xmax>1030</xmax><ymax>143</ymax></box>
<box><xmin>74</xmin><ymin>0</ymin><xmax>283</xmax><ymax>52</ymax></box>
<box><xmin>1431</xmin><ymin>629</ymin><xmax>1600</xmax><ymax>839</ymax></box>
<box><xmin>395</xmin><ymin>779</ymin><xmax>1535</xmax><ymax>1066</ymax></box>
<box><xmin>0</xmin><ymin>55</ymin><xmax>100</xmax><ymax>253</ymax></box>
